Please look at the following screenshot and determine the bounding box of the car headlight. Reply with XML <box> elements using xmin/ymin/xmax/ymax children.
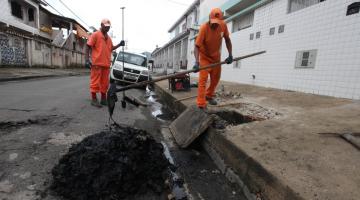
<box><xmin>113</xmin><ymin>63</ymin><xmax>123</xmax><ymax>71</ymax></box>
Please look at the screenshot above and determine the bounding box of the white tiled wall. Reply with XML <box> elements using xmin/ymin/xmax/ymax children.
<box><xmin>201</xmin><ymin>0</ymin><xmax>360</xmax><ymax>99</ymax></box>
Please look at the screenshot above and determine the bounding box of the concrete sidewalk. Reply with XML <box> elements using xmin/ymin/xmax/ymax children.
<box><xmin>0</xmin><ymin>67</ymin><xmax>89</xmax><ymax>82</ymax></box>
<box><xmin>155</xmin><ymin>78</ymin><xmax>360</xmax><ymax>200</ymax></box>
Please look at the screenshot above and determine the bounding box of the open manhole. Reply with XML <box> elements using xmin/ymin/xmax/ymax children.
<box><xmin>210</xmin><ymin>110</ymin><xmax>263</xmax><ymax>129</ymax></box>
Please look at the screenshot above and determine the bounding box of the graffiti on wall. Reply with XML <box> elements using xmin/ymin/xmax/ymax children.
<box><xmin>0</xmin><ymin>34</ymin><xmax>27</xmax><ymax>65</ymax></box>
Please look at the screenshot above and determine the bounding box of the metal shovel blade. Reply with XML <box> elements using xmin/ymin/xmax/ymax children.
<box><xmin>107</xmin><ymin>83</ymin><xmax>118</xmax><ymax>117</ymax></box>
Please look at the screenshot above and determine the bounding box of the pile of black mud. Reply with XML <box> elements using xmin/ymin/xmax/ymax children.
<box><xmin>51</xmin><ymin>125</ymin><xmax>171</xmax><ymax>200</ymax></box>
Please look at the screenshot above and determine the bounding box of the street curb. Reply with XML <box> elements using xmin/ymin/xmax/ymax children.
<box><xmin>155</xmin><ymin>84</ymin><xmax>304</xmax><ymax>200</ymax></box>
<box><xmin>0</xmin><ymin>73</ymin><xmax>87</xmax><ymax>82</ymax></box>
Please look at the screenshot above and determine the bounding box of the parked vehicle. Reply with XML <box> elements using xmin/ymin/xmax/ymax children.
<box><xmin>110</xmin><ymin>51</ymin><xmax>151</xmax><ymax>84</ymax></box>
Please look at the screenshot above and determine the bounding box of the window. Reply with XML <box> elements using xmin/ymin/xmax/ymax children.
<box><xmin>249</xmin><ymin>33</ymin><xmax>254</xmax><ymax>40</ymax></box>
<box><xmin>175</xmin><ymin>26</ymin><xmax>180</xmax><ymax>36</ymax></box>
<box><xmin>288</xmin><ymin>0</ymin><xmax>326</xmax><ymax>13</ymax></box>
<box><xmin>194</xmin><ymin>9</ymin><xmax>198</xmax><ymax>25</ymax></box>
<box><xmin>187</xmin><ymin>16</ymin><xmax>192</xmax><ymax>28</ymax></box>
<box><xmin>301</xmin><ymin>51</ymin><xmax>309</xmax><ymax>66</ymax></box>
<box><xmin>278</xmin><ymin>25</ymin><xmax>285</xmax><ymax>33</ymax></box>
<box><xmin>256</xmin><ymin>31</ymin><xmax>261</xmax><ymax>39</ymax></box>
<box><xmin>181</xmin><ymin>23</ymin><xmax>186</xmax><ymax>32</ymax></box>
<box><xmin>232</xmin><ymin>11</ymin><xmax>254</xmax><ymax>33</ymax></box>
<box><xmin>295</xmin><ymin>49</ymin><xmax>317</xmax><ymax>68</ymax></box>
<box><xmin>117</xmin><ymin>52</ymin><xmax>147</xmax><ymax>67</ymax></box>
<box><xmin>347</xmin><ymin>2</ymin><xmax>360</xmax><ymax>16</ymax></box>
<box><xmin>181</xmin><ymin>38</ymin><xmax>188</xmax><ymax>70</ymax></box>
<box><xmin>28</xmin><ymin>8</ymin><xmax>34</xmax><ymax>21</ymax></box>
<box><xmin>269</xmin><ymin>27</ymin><xmax>275</xmax><ymax>35</ymax></box>
<box><xmin>11</xmin><ymin>1</ymin><xmax>23</xmax><ymax>19</ymax></box>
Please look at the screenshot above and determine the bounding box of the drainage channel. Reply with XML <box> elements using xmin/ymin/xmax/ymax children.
<box><xmin>145</xmin><ymin>88</ymin><xmax>246</xmax><ymax>200</ymax></box>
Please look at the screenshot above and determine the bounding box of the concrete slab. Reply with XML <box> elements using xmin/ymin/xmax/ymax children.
<box><xmin>169</xmin><ymin>105</ymin><xmax>214</xmax><ymax>148</ymax></box>
<box><xmin>155</xmin><ymin>78</ymin><xmax>360</xmax><ymax>200</ymax></box>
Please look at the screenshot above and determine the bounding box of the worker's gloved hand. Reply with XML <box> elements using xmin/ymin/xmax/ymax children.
<box><xmin>85</xmin><ymin>59</ymin><xmax>92</xmax><ymax>69</ymax></box>
<box><xmin>193</xmin><ymin>61</ymin><xmax>200</xmax><ymax>73</ymax></box>
<box><xmin>225</xmin><ymin>55</ymin><xmax>233</xmax><ymax>64</ymax></box>
<box><xmin>119</xmin><ymin>40</ymin><xmax>125</xmax><ymax>47</ymax></box>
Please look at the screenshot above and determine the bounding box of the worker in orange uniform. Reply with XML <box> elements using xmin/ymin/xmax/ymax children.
<box><xmin>85</xmin><ymin>19</ymin><xmax>125</xmax><ymax>107</ymax></box>
<box><xmin>193</xmin><ymin>8</ymin><xmax>233</xmax><ymax>109</ymax></box>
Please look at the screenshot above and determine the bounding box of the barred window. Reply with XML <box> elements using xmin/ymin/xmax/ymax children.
<box><xmin>11</xmin><ymin>1</ymin><xmax>23</xmax><ymax>19</ymax></box>
<box><xmin>249</xmin><ymin>33</ymin><xmax>254</xmax><ymax>40</ymax></box>
<box><xmin>295</xmin><ymin>50</ymin><xmax>317</xmax><ymax>68</ymax></box>
<box><xmin>288</xmin><ymin>0</ymin><xmax>326</xmax><ymax>13</ymax></box>
<box><xmin>28</xmin><ymin>8</ymin><xmax>34</xmax><ymax>21</ymax></box>
<box><xmin>269</xmin><ymin>27</ymin><xmax>275</xmax><ymax>35</ymax></box>
<box><xmin>232</xmin><ymin>11</ymin><xmax>254</xmax><ymax>33</ymax></box>
<box><xmin>256</xmin><ymin>31</ymin><xmax>261</xmax><ymax>39</ymax></box>
<box><xmin>278</xmin><ymin>25</ymin><xmax>285</xmax><ymax>33</ymax></box>
<box><xmin>250</xmin><ymin>33</ymin><xmax>254</xmax><ymax>40</ymax></box>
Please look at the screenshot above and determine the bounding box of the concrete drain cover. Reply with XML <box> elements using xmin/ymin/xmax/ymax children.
<box><xmin>169</xmin><ymin>105</ymin><xmax>214</xmax><ymax>148</ymax></box>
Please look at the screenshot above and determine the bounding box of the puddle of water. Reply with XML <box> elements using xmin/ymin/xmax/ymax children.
<box><xmin>161</xmin><ymin>142</ymin><xmax>188</xmax><ymax>200</ymax></box>
<box><xmin>161</xmin><ymin>142</ymin><xmax>174</xmax><ymax>165</ymax></box>
<box><xmin>145</xmin><ymin>88</ymin><xmax>177</xmax><ymax>122</ymax></box>
<box><xmin>147</xmin><ymin>89</ymin><xmax>187</xmax><ymax>199</ymax></box>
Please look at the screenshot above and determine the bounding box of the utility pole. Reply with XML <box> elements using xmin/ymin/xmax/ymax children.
<box><xmin>121</xmin><ymin>7</ymin><xmax>125</xmax><ymax>80</ymax></box>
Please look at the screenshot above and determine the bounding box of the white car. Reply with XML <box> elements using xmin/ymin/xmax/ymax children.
<box><xmin>110</xmin><ymin>51</ymin><xmax>151</xmax><ymax>84</ymax></box>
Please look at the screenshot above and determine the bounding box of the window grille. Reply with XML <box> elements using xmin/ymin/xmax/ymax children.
<box><xmin>232</xmin><ymin>11</ymin><xmax>254</xmax><ymax>33</ymax></box>
<box><xmin>11</xmin><ymin>1</ymin><xmax>23</xmax><ymax>19</ymax></box>
<box><xmin>269</xmin><ymin>27</ymin><xmax>275</xmax><ymax>35</ymax></box>
<box><xmin>288</xmin><ymin>0</ymin><xmax>326</xmax><ymax>13</ymax></box>
<box><xmin>295</xmin><ymin>50</ymin><xmax>317</xmax><ymax>68</ymax></box>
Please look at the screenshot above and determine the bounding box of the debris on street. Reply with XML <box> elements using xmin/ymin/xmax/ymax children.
<box><xmin>216</xmin><ymin>85</ymin><xmax>242</xmax><ymax>100</ymax></box>
<box><xmin>51</xmin><ymin>125</ymin><xmax>171</xmax><ymax>200</ymax></box>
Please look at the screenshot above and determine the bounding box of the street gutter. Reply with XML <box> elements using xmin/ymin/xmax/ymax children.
<box><xmin>154</xmin><ymin>83</ymin><xmax>303</xmax><ymax>200</ymax></box>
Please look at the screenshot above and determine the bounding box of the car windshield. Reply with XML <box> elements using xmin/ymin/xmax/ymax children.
<box><xmin>116</xmin><ymin>52</ymin><xmax>147</xmax><ymax>67</ymax></box>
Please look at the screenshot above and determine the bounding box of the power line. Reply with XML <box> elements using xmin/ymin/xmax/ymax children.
<box><xmin>167</xmin><ymin>0</ymin><xmax>190</xmax><ymax>6</ymax></box>
<box><xmin>42</xmin><ymin>0</ymin><xmax>64</xmax><ymax>16</ymax></box>
<box><xmin>58</xmin><ymin>0</ymin><xmax>90</xmax><ymax>29</ymax></box>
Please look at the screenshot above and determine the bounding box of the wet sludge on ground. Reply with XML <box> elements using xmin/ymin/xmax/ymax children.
<box><xmin>51</xmin><ymin>124</ymin><xmax>173</xmax><ymax>200</ymax></box>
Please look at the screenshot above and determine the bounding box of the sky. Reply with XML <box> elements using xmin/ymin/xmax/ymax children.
<box><xmin>44</xmin><ymin>0</ymin><xmax>195</xmax><ymax>53</ymax></box>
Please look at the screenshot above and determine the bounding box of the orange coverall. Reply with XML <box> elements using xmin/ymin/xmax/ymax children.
<box><xmin>87</xmin><ymin>31</ymin><xmax>113</xmax><ymax>95</ymax></box>
<box><xmin>195</xmin><ymin>8</ymin><xmax>230</xmax><ymax>108</ymax></box>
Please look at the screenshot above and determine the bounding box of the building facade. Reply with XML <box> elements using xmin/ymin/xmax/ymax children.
<box><xmin>151</xmin><ymin>0</ymin><xmax>200</xmax><ymax>74</ymax></box>
<box><xmin>196</xmin><ymin>0</ymin><xmax>360</xmax><ymax>99</ymax></box>
<box><xmin>0</xmin><ymin>0</ymin><xmax>89</xmax><ymax>68</ymax></box>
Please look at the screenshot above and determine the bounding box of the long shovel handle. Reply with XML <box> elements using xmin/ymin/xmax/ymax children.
<box><xmin>114</xmin><ymin>50</ymin><xmax>266</xmax><ymax>93</ymax></box>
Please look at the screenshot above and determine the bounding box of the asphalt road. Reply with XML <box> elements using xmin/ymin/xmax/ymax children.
<box><xmin>0</xmin><ymin>76</ymin><xmax>245</xmax><ymax>200</ymax></box>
